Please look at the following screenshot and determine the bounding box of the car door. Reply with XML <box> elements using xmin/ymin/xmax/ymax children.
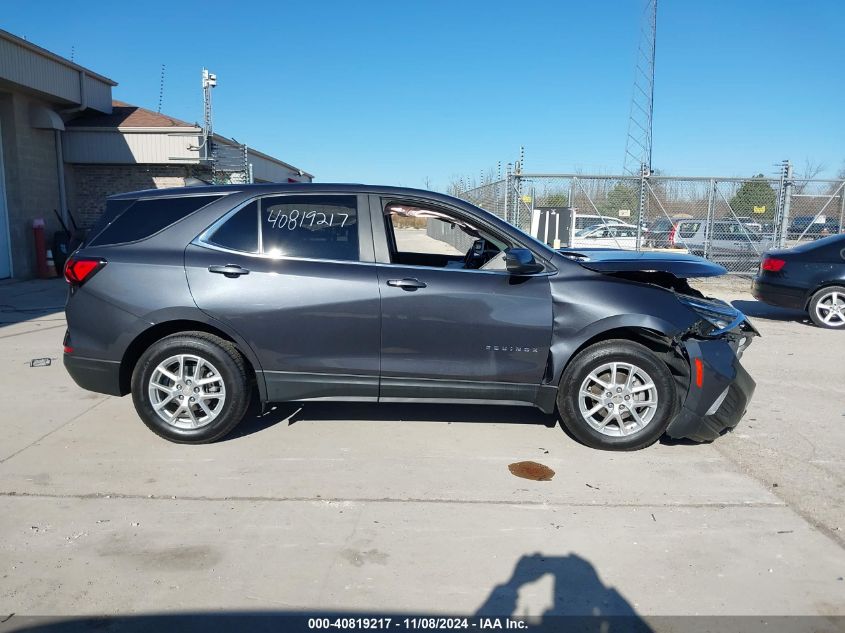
<box><xmin>185</xmin><ymin>192</ymin><xmax>381</xmax><ymax>402</ymax></box>
<box><xmin>370</xmin><ymin>195</ymin><xmax>554</xmax><ymax>405</ymax></box>
<box><xmin>708</xmin><ymin>222</ymin><xmax>731</xmax><ymax>258</ymax></box>
<box><xmin>723</xmin><ymin>222</ymin><xmax>756</xmax><ymax>270</ymax></box>
<box><xmin>612</xmin><ymin>227</ymin><xmax>638</xmax><ymax>250</ymax></box>
<box><xmin>572</xmin><ymin>226</ymin><xmax>603</xmax><ymax>248</ymax></box>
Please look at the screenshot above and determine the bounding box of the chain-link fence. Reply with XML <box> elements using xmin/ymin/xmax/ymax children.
<box><xmin>453</xmin><ymin>166</ymin><xmax>845</xmax><ymax>275</ymax></box>
<box><xmin>210</xmin><ymin>140</ymin><xmax>251</xmax><ymax>185</ymax></box>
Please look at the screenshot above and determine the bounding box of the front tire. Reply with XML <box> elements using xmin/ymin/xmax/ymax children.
<box><xmin>556</xmin><ymin>339</ymin><xmax>678</xmax><ymax>451</ymax></box>
<box><xmin>131</xmin><ymin>332</ymin><xmax>252</xmax><ymax>443</ymax></box>
<box><xmin>808</xmin><ymin>286</ymin><xmax>845</xmax><ymax>329</ymax></box>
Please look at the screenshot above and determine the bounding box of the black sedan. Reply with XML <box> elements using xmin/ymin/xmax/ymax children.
<box><xmin>752</xmin><ymin>234</ymin><xmax>845</xmax><ymax>329</ymax></box>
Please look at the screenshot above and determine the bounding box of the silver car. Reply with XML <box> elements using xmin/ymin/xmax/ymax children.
<box><xmin>673</xmin><ymin>219</ymin><xmax>773</xmax><ymax>269</ymax></box>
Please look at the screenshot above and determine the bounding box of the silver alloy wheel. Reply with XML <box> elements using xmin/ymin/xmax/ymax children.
<box><xmin>148</xmin><ymin>354</ymin><xmax>226</xmax><ymax>429</ymax></box>
<box><xmin>815</xmin><ymin>290</ymin><xmax>845</xmax><ymax>327</ymax></box>
<box><xmin>578</xmin><ymin>361</ymin><xmax>659</xmax><ymax>437</ymax></box>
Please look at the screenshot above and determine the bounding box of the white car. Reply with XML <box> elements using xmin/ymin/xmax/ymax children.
<box><xmin>571</xmin><ymin>224</ymin><xmax>639</xmax><ymax>250</ymax></box>
<box><xmin>672</xmin><ymin>219</ymin><xmax>774</xmax><ymax>270</ymax></box>
<box><xmin>574</xmin><ymin>215</ymin><xmax>642</xmax><ymax>232</ymax></box>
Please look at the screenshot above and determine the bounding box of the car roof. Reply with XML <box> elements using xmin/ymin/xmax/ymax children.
<box><xmin>107</xmin><ymin>182</ymin><xmax>466</xmax><ymax>206</ymax></box>
<box><xmin>789</xmin><ymin>233</ymin><xmax>845</xmax><ymax>251</ymax></box>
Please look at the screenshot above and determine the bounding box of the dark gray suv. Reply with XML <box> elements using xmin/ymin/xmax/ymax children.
<box><xmin>63</xmin><ymin>184</ymin><xmax>757</xmax><ymax>450</ymax></box>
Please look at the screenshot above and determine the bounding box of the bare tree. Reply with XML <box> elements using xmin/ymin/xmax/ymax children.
<box><xmin>446</xmin><ymin>175</ymin><xmax>472</xmax><ymax>197</ymax></box>
<box><xmin>832</xmin><ymin>161</ymin><xmax>845</xmax><ymax>197</ymax></box>
<box><xmin>794</xmin><ymin>159</ymin><xmax>826</xmax><ymax>194</ymax></box>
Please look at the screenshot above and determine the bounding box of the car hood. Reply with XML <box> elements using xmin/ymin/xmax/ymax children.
<box><xmin>557</xmin><ymin>248</ymin><xmax>727</xmax><ymax>277</ymax></box>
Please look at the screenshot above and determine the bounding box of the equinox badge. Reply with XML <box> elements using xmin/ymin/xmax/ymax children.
<box><xmin>485</xmin><ymin>345</ymin><xmax>540</xmax><ymax>353</ymax></box>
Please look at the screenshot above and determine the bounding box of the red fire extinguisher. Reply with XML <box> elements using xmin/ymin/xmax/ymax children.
<box><xmin>33</xmin><ymin>218</ymin><xmax>51</xmax><ymax>279</ymax></box>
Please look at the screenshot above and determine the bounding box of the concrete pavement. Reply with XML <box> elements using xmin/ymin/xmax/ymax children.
<box><xmin>0</xmin><ymin>277</ymin><xmax>843</xmax><ymax>620</ymax></box>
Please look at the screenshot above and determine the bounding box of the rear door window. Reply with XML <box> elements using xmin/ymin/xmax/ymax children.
<box><xmin>89</xmin><ymin>195</ymin><xmax>223</xmax><ymax>246</ymax></box>
<box><xmin>260</xmin><ymin>195</ymin><xmax>359</xmax><ymax>261</ymax></box>
<box><xmin>677</xmin><ymin>222</ymin><xmax>701</xmax><ymax>239</ymax></box>
<box><xmin>713</xmin><ymin>223</ymin><xmax>736</xmax><ymax>239</ymax></box>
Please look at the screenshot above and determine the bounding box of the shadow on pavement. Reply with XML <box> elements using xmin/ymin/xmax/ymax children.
<box><xmin>731</xmin><ymin>299</ymin><xmax>807</xmax><ymax>324</ymax></box>
<box><xmin>231</xmin><ymin>401</ymin><xmax>711</xmax><ymax>451</ymax></box>
<box><xmin>476</xmin><ymin>553</ymin><xmax>647</xmax><ymax>625</ymax></box>
<box><xmin>229</xmin><ymin>400</ymin><xmax>558</xmax><ymax>440</ymax></box>
<box><xmin>658</xmin><ymin>435</ymin><xmax>705</xmax><ymax>447</ymax></box>
<box><xmin>0</xmin><ymin>554</ymin><xmax>651</xmax><ymax>633</ymax></box>
<box><xmin>0</xmin><ymin>279</ymin><xmax>66</xmax><ymax>329</ymax></box>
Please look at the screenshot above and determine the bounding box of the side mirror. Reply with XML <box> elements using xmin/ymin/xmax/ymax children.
<box><xmin>505</xmin><ymin>248</ymin><xmax>544</xmax><ymax>275</ymax></box>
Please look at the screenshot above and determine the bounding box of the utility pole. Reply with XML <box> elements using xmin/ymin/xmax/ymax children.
<box><xmin>623</xmin><ymin>0</ymin><xmax>657</xmax><ymax>177</ymax></box>
<box><xmin>776</xmin><ymin>160</ymin><xmax>793</xmax><ymax>248</ymax></box>
<box><xmin>201</xmin><ymin>69</ymin><xmax>217</xmax><ymax>163</ymax></box>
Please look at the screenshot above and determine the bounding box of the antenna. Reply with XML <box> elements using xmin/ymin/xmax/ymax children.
<box><xmin>157</xmin><ymin>64</ymin><xmax>166</xmax><ymax>113</ymax></box>
<box><xmin>623</xmin><ymin>0</ymin><xmax>657</xmax><ymax>176</ymax></box>
<box><xmin>70</xmin><ymin>45</ymin><xmax>75</xmax><ymax>62</ymax></box>
<box><xmin>201</xmin><ymin>68</ymin><xmax>217</xmax><ymax>161</ymax></box>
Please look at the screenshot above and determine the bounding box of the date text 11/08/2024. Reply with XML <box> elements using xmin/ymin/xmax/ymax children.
<box><xmin>307</xmin><ymin>617</ymin><xmax>528</xmax><ymax>630</ymax></box>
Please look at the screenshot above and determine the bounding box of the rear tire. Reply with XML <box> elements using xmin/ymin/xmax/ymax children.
<box><xmin>131</xmin><ymin>332</ymin><xmax>252</xmax><ymax>443</ymax></box>
<box><xmin>556</xmin><ymin>339</ymin><xmax>678</xmax><ymax>451</ymax></box>
<box><xmin>808</xmin><ymin>286</ymin><xmax>845</xmax><ymax>329</ymax></box>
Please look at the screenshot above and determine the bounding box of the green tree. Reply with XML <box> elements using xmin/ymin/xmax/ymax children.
<box><xmin>599</xmin><ymin>183</ymin><xmax>639</xmax><ymax>218</ymax></box>
<box><xmin>536</xmin><ymin>189</ymin><xmax>569</xmax><ymax>207</ymax></box>
<box><xmin>729</xmin><ymin>175</ymin><xmax>777</xmax><ymax>220</ymax></box>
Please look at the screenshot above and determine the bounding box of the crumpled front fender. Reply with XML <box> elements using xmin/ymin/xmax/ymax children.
<box><xmin>546</xmin><ymin>272</ymin><xmax>699</xmax><ymax>388</ymax></box>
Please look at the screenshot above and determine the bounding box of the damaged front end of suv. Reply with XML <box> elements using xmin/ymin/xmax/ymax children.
<box><xmin>668</xmin><ymin>293</ymin><xmax>758</xmax><ymax>441</ymax></box>
<box><xmin>554</xmin><ymin>248</ymin><xmax>758</xmax><ymax>444</ymax></box>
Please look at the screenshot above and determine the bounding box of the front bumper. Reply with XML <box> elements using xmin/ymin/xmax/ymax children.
<box><xmin>666</xmin><ymin>336</ymin><xmax>756</xmax><ymax>442</ymax></box>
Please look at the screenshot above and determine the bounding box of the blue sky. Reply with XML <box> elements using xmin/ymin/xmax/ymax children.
<box><xmin>4</xmin><ymin>1</ymin><xmax>843</xmax><ymax>188</ymax></box>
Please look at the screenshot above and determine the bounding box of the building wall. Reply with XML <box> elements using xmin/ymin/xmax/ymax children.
<box><xmin>0</xmin><ymin>34</ymin><xmax>114</xmax><ymax>113</ymax></box>
<box><xmin>65</xmin><ymin>163</ymin><xmax>199</xmax><ymax>227</ymax></box>
<box><xmin>64</xmin><ymin>129</ymin><xmax>202</xmax><ymax>164</ymax></box>
<box><xmin>0</xmin><ymin>91</ymin><xmax>62</xmax><ymax>278</ymax></box>
<box><xmin>247</xmin><ymin>148</ymin><xmax>313</xmax><ymax>183</ymax></box>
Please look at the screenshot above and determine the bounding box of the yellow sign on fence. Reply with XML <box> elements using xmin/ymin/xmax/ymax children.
<box><xmin>753</xmin><ymin>205</ymin><xmax>766</xmax><ymax>214</ymax></box>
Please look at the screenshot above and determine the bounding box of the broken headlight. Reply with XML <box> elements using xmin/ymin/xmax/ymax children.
<box><xmin>678</xmin><ymin>295</ymin><xmax>745</xmax><ymax>336</ymax></box>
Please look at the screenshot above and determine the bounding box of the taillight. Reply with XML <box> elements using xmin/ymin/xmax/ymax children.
<box><xmin>64</xmin><ymin>256</ymin><xmax>106</xmax><ymax>285</ymax></box>
<box><xmin>668</xmin><ymin>225</ymin><xmax>677</xmax><ymax>247</ymax></box>
<box><xmin>761</xmin><ymin>257</ymin><xmax>786</xmax><ymax>272</ymax></box>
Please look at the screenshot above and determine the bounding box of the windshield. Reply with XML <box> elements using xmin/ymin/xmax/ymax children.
<box><xmin>576</xmin><ymin>226</ymin><xmax>600</xmax><ymax>237</ymax></box>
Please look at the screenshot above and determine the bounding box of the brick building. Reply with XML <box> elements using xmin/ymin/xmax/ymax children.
<box><xmin>64</xmin><ymin>101</ymin><xmax>313</xmax><ymax>227</ymax></box>
<box><xmin>0</xmin><ymin>29</ymin><xmax>312</xmax><ymax>279</ymax></box>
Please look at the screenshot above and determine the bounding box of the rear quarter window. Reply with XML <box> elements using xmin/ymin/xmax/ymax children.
<box><xmin>88</xmin><ymin>195</ymin><xmax>223</xmax><ymax>246</ymax></box>
<box><xmin>207</xmin><ymin>202</ymin><xmax>259</xmax><ymax>253</ymax></box>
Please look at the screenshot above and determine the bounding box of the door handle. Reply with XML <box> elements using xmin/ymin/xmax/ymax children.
<box><xmin>387</xmin><ymin>278</ymin><xmax>427</xmax><ymax>290</ymax></box>
<box><xmin>208</xmin><ymin>264</ymin><xmax>250</xmax><ymax>278</ymax></box>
